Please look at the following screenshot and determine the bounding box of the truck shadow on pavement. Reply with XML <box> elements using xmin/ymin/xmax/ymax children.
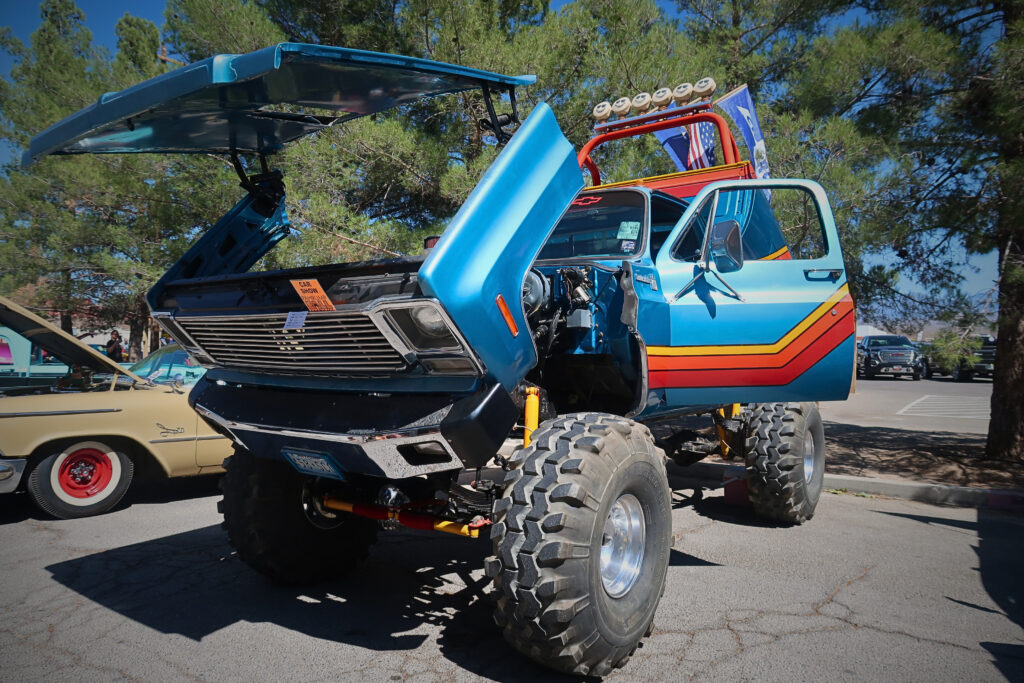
<box><xmin>878</xmin><ymin>509</ymin><xmax>1024</xmax><ymax>682</ymax></box>
<box><xmin>43</xmin><ymin>522</ymin><xmax>704</xmax><ymax>680</ymax></box>
<box><xmin>823</xmin><ymin>422</ymin><xmax>1024</xmax><ymax>490</ymax></box>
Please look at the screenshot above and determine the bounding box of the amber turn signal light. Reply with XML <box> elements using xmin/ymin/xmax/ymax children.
<box><xmin>496</xmin><ymin>294</ymin><xmax>519</xmax><ymax>337</ymax></box>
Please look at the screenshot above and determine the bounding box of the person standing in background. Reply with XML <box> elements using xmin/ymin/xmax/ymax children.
<box><xmin>105</xmin><ymin>330</ymin><xmax>124</xmax><ymax>362</ymax></box>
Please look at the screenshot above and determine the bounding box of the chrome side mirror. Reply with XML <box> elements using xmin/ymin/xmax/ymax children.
<box><xmin>709</xmin><ymin>220</ymin><xmax>743</xmax><ymax>273</ymax></box>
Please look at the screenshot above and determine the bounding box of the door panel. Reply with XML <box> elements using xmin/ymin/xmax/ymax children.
<box><xmin>640</xmin><ymin>180</ymin><xmax>855</xmax><ymax>413</ymax></box>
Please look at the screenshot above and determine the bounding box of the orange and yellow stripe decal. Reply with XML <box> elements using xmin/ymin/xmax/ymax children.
<box><xmin>647</xmin><ymin>284</ymin><xmax>854</xmax><ymax>388</ymax></box>
<box><xmin>761</xmin><ymin>245</ymin><xmax>792</xmax><ymax>260</ymax></box>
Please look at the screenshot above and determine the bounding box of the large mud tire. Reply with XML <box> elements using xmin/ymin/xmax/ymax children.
<box><xmin>486</xmin><ymin>413</ymin><xmax>672</xmax><ymax>676</ymax></box>
<box><xmin>745</xmin><ymin>402</ymin><xmax>825</xmax><ymax>524</ymax></box>
<box><xmin>219</xmin><ymin>447</ymin><xmax>377</xmax><ymax>585</ymax></box>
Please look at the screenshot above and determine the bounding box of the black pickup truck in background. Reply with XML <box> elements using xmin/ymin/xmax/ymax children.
<box><xmin>857</xmin><ymin>335</ymin><xmax>924</xmax><ymax>380</ymax></box>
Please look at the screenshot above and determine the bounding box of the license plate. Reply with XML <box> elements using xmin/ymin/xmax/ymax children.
<box><xmin>283</xmin><ymin>448</ymin><xmax>343</xmax><ymax>479</ymax></box>
<box><xmin>883</xmin><ymin>366</ymin><xmax>904</xmax><ymax>372</ymax></box>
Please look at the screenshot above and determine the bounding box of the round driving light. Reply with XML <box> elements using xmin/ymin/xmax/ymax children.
<box><xmin>693</xmin><ymin>76</ymin><xmax>717</xmax><ymax>98</ymax></box>
<box><xmin>652</xmin><ymin>87</ymin><xmax>673</xmax><ymax>107</ymax></box>
<box><xmin>611</xmin><ymin>96</ymin><xmax>632</xmax><ymax>116</ymax></box>
<box><xmin>673</xmin><ymin>83</ymin><xmax>693</xmax><ymax>104</ymax></box>
<box><xmin>631</xmin><ymin>92</ymin><xmax>652</xmax><ymax>114</ymax></box>
<box><xmin>410</xmin><ymin>306</ymin><xmax>449</xmax><ymax>337</ymax></box>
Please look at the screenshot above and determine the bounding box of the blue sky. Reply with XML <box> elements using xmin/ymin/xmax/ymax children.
<box><xmin>1</xmin><ymin>0</ymin><xmax>1000</xmax><ymax>301</ymax></box>
<box><xmin>1</xmin><ymin>1</ymin><xmax>166</xmax><ymax>76</ymax></box>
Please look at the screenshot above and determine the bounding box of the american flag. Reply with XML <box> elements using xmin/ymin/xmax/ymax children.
<box><xmin>681</xmin><ymin>121</ymin><xmax>716</xmax><ymax>170</ymax></box>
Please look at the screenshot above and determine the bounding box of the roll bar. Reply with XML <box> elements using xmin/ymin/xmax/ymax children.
<box><xmin>577</xmin><ymin>110</ymin><xmax>741</xmax><ymax>186</ymax></box>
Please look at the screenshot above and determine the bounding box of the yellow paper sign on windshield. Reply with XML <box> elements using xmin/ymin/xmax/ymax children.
<box><xmin>290</xmin><ymin>279</ymin><xmax>335</xmax><ymax>312</ymax></box>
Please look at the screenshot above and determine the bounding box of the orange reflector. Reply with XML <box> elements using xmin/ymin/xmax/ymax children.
<box><xmin>496</xmin><ymin>294</ymin><xmax>519</xmax><ymax>337</ymax></box>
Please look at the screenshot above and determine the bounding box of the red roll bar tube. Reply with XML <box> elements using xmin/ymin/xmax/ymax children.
<box><xmin>577</xmin><ymin>111</ymin><xmax>740</xmax><ymax>186</ymax></box>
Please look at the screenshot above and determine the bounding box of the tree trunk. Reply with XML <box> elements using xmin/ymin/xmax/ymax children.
<box><xmin>60</xmin><ymin>270</ymin><xmax>73</xmax><ymax>333</ymax></box>
<box><xmin>985</xmin><ymin>2</ymin><xmax>1024</xmax><ymax>462</ymax></box>
<box><xmin>127</xmin><ymin>296</ymin><xmax>147</xmax><ymax>362</ymax></box>
<box><xmin>150</xmin><ymin>319</ymin><xmax>162</xmax><ymax>354</ymax></box>
<box><xmin>986</xmin><ymin>239</ymin><xmax>1024</xmax><ymax>461</ymax></box>
<box><xmin>60</xmin><ymin>310</ymin><xmax>74</xmax><ymax>333</ymax></box>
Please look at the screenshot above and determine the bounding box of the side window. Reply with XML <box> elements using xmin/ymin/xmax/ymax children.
<box><xmin>670</xmin><ymin>195</ymin><xmax>714</xmax><ymax>262</ymax></box>
<box><xmin>714</xmin><ymin>187</ymin><xmax>828</xmax><ymax>261</ymax></box>
<box><xmin>649</xmin><ymin>195</ymin><xmax>687</xmax><ymax>258</ymax></box>
<box><xmin>132</xmin><ymin>347</ymin><xmax>204</xmax><ymax>384</ymax></box>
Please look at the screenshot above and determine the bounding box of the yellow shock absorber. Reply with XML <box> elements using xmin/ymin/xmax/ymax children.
<box><xmin>524</xmin><ymin>387</ymin><xmax>540</xmax><ymax>448</ymax></box>
<box><xmin>715</xmin><ymin>403</ymin><xmax>742</xmax><ymax>459</ymax></box>
<box><xmin>433</xmin><ymin>520</ymin><xmax>480</xmax><ymax>538</ymax></box>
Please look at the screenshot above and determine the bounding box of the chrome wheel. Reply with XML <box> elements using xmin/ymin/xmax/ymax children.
<box><xmin>600</xmin><ymin>493</ymin><xmax>646</xmax><ymax>598</ymax></box>
<box><xmin>803</xmin><ymin>430</ymin><xmax>816</xmax><ymax>483</ymax></box>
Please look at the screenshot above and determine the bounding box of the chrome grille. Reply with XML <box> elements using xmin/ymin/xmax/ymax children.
<box><xmin>175</xmin><ymin>311</ymin><xmax>407</xmax><ymax>374</ymax></box>
<box><xmin>878</xmin><ymin>350</ymin><xmax>912</xmax><ymax>363</ymax></box>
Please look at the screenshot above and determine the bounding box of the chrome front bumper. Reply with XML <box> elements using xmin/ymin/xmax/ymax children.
<box><xmin>0</xmin><ymin>459</ymin><xmax>27</xmax><ymax>494</ymax></box>
<box><xmin>194</xmin><ymin>403</ymin><xmax>460</xmax><ymax>479</ymax></box>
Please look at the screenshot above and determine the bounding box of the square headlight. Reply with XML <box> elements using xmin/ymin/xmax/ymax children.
<box><xmin>386</xmin><ymin>305</ymin><xmax>460</xmax><ymax>351</ymax></box>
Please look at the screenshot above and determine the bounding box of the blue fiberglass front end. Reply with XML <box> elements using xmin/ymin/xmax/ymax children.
<box><xmin>419</xmin><ymin>103</ymin><xmax>583</xmax><ymax>391</ymax></box>
<box><xmin>25</xmin><ymin>41</ymin><xmax>579</xmax><ymax>396</ymax></box>
<box><xmin>23</xmin><ymin>41</ymin><xmax>585</xmax><ymax>478</ymax></box>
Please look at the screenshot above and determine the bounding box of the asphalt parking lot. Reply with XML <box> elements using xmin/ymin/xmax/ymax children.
<box><xmin>822</xmin><ymin>374</ymin><xmax>993</xmax><ymax>435</ymax></box>
<box><xmin>2</xmin><ymin>465</ymin><xmax>1022</xmax><ymax>681</ymax></box>
<box><xmin>2</xmin><ymin>375</ymin><xmax>1020</xmax><ymax>682</ymax></box>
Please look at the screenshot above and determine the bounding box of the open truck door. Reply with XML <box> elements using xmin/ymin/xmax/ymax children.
<box><xmin>643</xmin><ymin>179</ymin><xmax>855</xmax><ymax>410</ymax></box>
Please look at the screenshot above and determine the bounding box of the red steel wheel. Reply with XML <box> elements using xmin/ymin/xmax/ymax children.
<box><xmin>56</xmin><ymin>446</ymin><xmax>115</xmax><ymax>499</ymax></box>
<box><xmin>27</xmin><ymin>440</ymin><xmax>134</xmax><ymax>519</ymax></box>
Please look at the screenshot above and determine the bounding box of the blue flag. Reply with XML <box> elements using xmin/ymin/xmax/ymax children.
<box><xmin>715</xmin><ymin>84</ymin><xmax>770</xmax><ymax>185</ymax></box>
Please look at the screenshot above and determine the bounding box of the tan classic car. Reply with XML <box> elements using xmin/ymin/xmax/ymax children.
<box><xmin>0</xmin><ymin>297</ymin><xmax>232</xmax><ymax>518</ymax></box>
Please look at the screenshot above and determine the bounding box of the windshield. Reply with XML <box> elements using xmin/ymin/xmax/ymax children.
<box><xmin>537</xmin><ymin>190</ymin><xmax>646</xmax><ymax>260</ymax></box>
<box><xmin>868</xmin><ymin>336</ymin><xmax>913</xmax><ymax>347</ymax></box>
<box><xmin>130</xmin><ymin>344</ymin><xmax>206</xmax><ymax>385</ymax></box>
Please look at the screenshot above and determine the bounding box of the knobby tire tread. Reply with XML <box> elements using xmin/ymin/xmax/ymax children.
<box><xmin>744</xmin><ymin>402</ymin><xmax>823</xmax><ymax>524</ymax></box>
<box><xmin>486</xmin><ymin>412</ymin><xmax>670</xmax><ymax>676</ymax></box>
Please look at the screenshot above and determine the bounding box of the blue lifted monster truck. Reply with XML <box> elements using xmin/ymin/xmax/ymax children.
<box><xmin>27</xmin><ymin>44</ymin><xmax>855</xmax><ymax>676</ymax></box>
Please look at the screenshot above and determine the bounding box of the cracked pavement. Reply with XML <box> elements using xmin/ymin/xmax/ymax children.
<box><xmin>1</xmin><ymin>477</ymin><xmax>1022</xmax><ymax>681</ymax></box>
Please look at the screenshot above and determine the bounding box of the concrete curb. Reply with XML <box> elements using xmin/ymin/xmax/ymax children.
<box><xmin>674</xmin><ymin>461</ymin><xmax>1024</xmax><ymax>512</ymax></box>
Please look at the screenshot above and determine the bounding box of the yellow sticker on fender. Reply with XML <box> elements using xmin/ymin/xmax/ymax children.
<box><xmin>290</xmin><ymin>279</ymin><xmax>335</xmax><ymax>312</ymax></box>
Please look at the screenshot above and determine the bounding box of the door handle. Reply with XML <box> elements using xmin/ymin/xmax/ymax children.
<box><xmin>804</xmin><ymin>268</ymin><xmax>843</xmax><ymax>280</ymax></box>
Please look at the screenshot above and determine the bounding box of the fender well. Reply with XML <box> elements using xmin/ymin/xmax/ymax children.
<box><xmin>27</xmin><ymin>436</ymin><xmax>167</xmax><ymax>481</ymax></box>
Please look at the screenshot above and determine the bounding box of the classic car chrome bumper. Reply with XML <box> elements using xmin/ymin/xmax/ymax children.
<box><xmin>0</xmin><ymin>458</ymin><xmax>27</xmax><ymax>494</ymax></box>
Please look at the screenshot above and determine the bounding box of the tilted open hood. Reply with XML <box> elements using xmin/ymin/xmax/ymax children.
<box><xmin>0</xmin><ymin>297</ymin><xmax>144</xmax><ymax>382</ymax></box>
<box><xmin>24</xmin><ymin>42</ymin><xmax>535</xmax><ymax>163</ymax></box>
